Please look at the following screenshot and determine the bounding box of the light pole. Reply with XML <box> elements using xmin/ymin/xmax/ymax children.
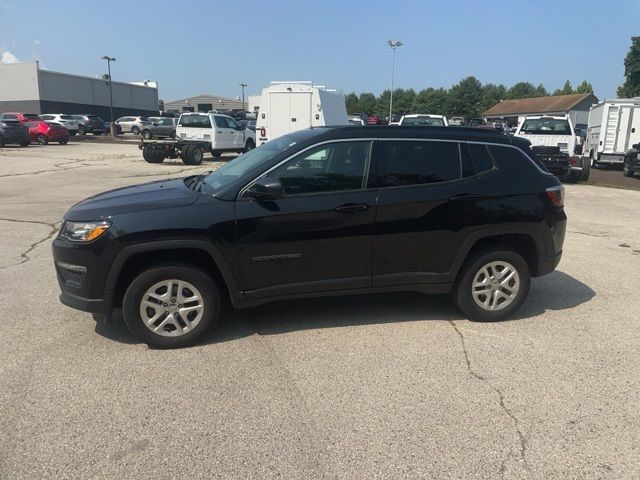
<box><xmin>386</xmin><ymin>40</ymin><xmax>403</xmax><ymax>122</ymax></box>
<box><xmin>239</xmin><ymin>83</ymin><xmax>247</xmax><ymax>120</ymax></box>
<box><xmin>101</xmin><ymin>56</ymin><xmax>116</xmax><ymax>136</ymax></box>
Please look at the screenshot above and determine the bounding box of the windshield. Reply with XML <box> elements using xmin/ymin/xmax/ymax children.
<box><xmin>203</xmin><ymin>133</ymin><xmax>315</xmax><ymax>194</ymax></box>
<box><xmin>179</xmin><ymin>115</ymin><xmax>211</xmax><ymax>128</ymax></box>
<box><xmin>520</xmin><ymin>118</ymin><xmax>571</xmax><ymax>135</ymax></box>
<box><xmin>402</xmin><ymin>116</ymin><xmax>445</xmax><ymax>126</ymax></box>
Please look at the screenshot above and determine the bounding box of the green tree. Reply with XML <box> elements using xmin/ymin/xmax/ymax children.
<box><xmin>575</xmin><ymin>80</ymin><xmax>594</xmax><ymax>94</ymax></box>
<box><xmin>412</xmin><ymin>88</ymin><xmax>449</xmax><ymax>114</ymax></box>
<box><xmin>357</xmin><ymin>92</ymin><xmax>377</xmax><ymax>114</ymax></box>
<box><xmin>392</xmin><ymin>88</ymin><xmax>416</xmax><ymax>114</ymax></box>
<box><xmin>480</xmin><ymin>83</ymin><xmax>507</xmax><ymax>112</ymax></box>
<box><xmin>618</xmin><ymin>36</ymin><xmax>640</xmax><ymax>97</ymax></box>
<box><xmin>447</xmin><ymin>76</ymin><xmax>483</xmax><ymax>120</ymax></box>
<box><xmin>345</xmin><ymin>93</ymin><xmax>359</xmax><ymax>114</ymax></box>
<box><xmin>376</xmin><ymin>90</ymin><xmax>391</xmax><ymax>115</ymax></box>
<box><xmin>506</xmin><ymin>82</ymin><xmax>538</xmax><ymax>99</ymax></box>
<box><xmin>534</xmin><ymin>84</ymin><xmax>549</xmax><ymax>96</ymax></box>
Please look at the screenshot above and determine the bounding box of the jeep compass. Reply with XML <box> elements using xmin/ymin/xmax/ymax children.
<box><xmin>53</xmin><ymin>126</ymin><xmax>566</xmax><ymax>348</ymax></box>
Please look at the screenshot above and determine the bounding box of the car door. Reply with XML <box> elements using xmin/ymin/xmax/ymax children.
<box><xmin>224</xmin><ymin>116</ymin><xmax>244</xmax><ymax>148</ymax></box>
<box><xmin>156</xmin><ymin>118</ymin><xmax>172</xmax><ymax>137</ymax></box>
<box><xmin>235</xmin><ymin>140</ymin><xmax>376</xmax><ymax>299</ymax></box>
<box><xmin>213</xmin><ymin>115</ymin><xmax>234</xmax><ymax>149</ymax></box>
<box><xmin>370</xmin><ymin>139</ymin><xmax>492</xmax><ymax>287</ymax></box>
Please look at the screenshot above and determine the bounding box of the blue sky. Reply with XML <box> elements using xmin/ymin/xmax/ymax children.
<box><xmin>1</xmin><ymin>0</ymin><xmax>638</xmax><ymax>102</ymax></box>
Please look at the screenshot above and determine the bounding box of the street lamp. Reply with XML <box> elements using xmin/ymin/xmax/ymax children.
<box><xmin>239</xmin><ymin>83</ymin><xmax>247</xmax><ymax>120</ymax></box>
<box><xmin>386</xmin><ymin>40</ymin><xmax>403</xmax><ymax>122</ymax></box>
<box><xmin>101</xmin><ymin>56</ymin><xmax>116</xmax><ymax>136</ymax></box>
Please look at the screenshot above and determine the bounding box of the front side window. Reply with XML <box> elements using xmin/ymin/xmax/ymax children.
<box><xmin>269</xmin><ymin>141</ymin><xmax>370</xmax><ymax>195</ymax></box>
<box><xmin>214</xmin><ymin>116</ymin><xmax>228</xmax><ymax>128</ymax></box>
<box><xmin>376</xmin><ymin>141</ymin><xmax>461</xmax><ymax>187</ymax></box>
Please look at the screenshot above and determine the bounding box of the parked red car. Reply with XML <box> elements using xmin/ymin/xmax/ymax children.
<box><xmin>366</xmin><ymin>114</ymin><xmax>388</xmax><ymax>125</ymax></box>
<box><xmin>25</xmin><ymin>121</ymin><xmax>70</xmax><ymax>145</ymax></box>
<box><xmin>0</xmin><ymin>112</ymin><xmax>42</xmax><ymax>123</ymax></box>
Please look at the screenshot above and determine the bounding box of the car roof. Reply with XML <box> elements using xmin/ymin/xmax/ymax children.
<box><xmin>309</xmin><ymin>125</ymin><xmax>512</xmax><ymax>144</ymax></box>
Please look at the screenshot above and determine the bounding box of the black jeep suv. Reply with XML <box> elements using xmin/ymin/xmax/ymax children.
<box><xmin>53</xmin><ymin>126</ymin><xmax>566</xmax><ymax>348</ymax></box>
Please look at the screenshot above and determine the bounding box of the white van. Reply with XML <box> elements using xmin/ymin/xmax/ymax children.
<box><xmin>176</xmin><ymin>112</ymin><xmax>256</xmax><ymax>157</ymax></box>
<box><xmin>583</xmin><ymin>99</ymin><xmax>640</xmax><ymax>168</ymax></box>
<box><xmin>255</xmin><ymin>81</ymin><xmax>348</xmax><ymax>145</ymax></box>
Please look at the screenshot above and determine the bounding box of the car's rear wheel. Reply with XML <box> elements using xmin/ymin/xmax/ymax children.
<box><xmin>132</xmin><ymin>126</ymin><xmax>140</xmax><ymax>135</ymax></box>
<box><xmin>580</xmin><ymin>157</ymin><xmax>590</xmax><ymax>181</ymax></box>
<box><xmin>142</xmin><ymin>129</ymin><xmax>152</xmax><ymax>139</ymax></box>
<box><xmin>211</xmin><ymin>150</ymin><xmax>222</xmax><ymax>158</ymax></box>
<box><xmin>36</xmin><ymin>134</ymin><xmax>48</xmax><ymax>145</ymax></box>
<box><xmin>59</xmin><ymin>138</ymin><xmax>69</xmax><ymax>145</ymax></box>
<box><xmin>123</xmin><ymin>265</ymin><xmax>221</xmax><ymax>348</ymax></box>
<box><xmin>182</xmin><ymin>145</ymin><xmax>204</xmax><ymax>165</ymax></box>
<box><xmin>623</xmin><ymin>161</ymin><xmax>635</xmax><ymax>177</ymax></box>
<box><xmin>142</xmin><ymin>145</ymin><xmax>164</xmax><ymax>163</ymax></box>
<box><xmin>454</xmin><ymin>250</ymin><xmax>530</xmax><ymax>322</ymax></box>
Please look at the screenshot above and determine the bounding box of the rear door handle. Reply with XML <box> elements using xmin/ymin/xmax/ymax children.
<box><xmin>335</xmin><ymin>203</ymin><xmax>369</xmax><ymax>214</ymax></box>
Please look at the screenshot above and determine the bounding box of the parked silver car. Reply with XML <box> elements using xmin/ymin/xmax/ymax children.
<box><xmin>115</xmin><ymin>116</ymin><xmax>149</xmax><ymax>135</ymax></box>
<box><xmin>40</xmin><ymin>114</ymin><xmax>80</xmax><ymax>135</ymax></box>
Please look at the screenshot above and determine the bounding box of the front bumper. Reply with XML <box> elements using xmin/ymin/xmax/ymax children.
<box><xmin>60</xmin><ymin>290</ymin><xmax>106</xmax><ymax>313</ymax></box>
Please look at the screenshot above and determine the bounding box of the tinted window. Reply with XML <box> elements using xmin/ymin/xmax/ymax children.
<box><xmin>467</xmin><ymin>144</ymin><xmax>495</xmax><ymax>173</ymax></box>
<box><xmin>377</xmin><ymin>141</ymin><xmax>460</xmax><ymax>187</ymax></box>
<box><xmin>270</xmin><ymin>141</ymin><xmax>370</xmax><ymax>195</ymax></box>
<box><xmin>402</xmin><ymin>116</ymin><xmax>445</xmax><ymax>126</ymax></box>
<box><xmin>226</xmin><ymin>117</ymin><xmax>240</xmax><ymax>129</ymax></box>
<box><xmin>214</xmin><ymin>116</ymin><xmax>228</xmax><ymax>128</ymax></box>
<box><xmin>488</xmin><ymin>144</ymin><xmax>545</xmax><ymax>176</ymax></box>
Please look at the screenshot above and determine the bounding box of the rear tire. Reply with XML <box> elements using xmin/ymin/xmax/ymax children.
<box><xmin>122</xmin><ymin>265</ymin><xmax>221</xmax><ymax>349</ymax></box>
<box><xmin>182</xmin><ymin>145</ymin><xmax>204</xmax><ymax>165</ymax></box>
<box><xmin>623</xmin><ymin>162</ymin><xmax>635</xmax><ymax>177</ymax></box>
<box><xmin>142</xmin><ymin>129</ymin><xmax>152</xmax><ymax>139</ymax></box>
<box><xmin>454</xmin><ymin>249</ymin><xmax>530</xmax><ymax>322</ymax></box>
<box><xmin>211</xmin><ymin>150</ymin><xmax>222</xmax><ymax>158</ymax></box>
<box><xmin>78</xmin><ymin>126</ymin><xmax>86</xmax><ymax>135</ymax></box>
<box><xmin>580</xmin><ymin>157</ymin><xmax>590</xmax><ymax>181</ymax></box>
<box><xmin>142</xmin><ymin>145</ymin><xmax>165</xmax><ymax>163</ymax></box>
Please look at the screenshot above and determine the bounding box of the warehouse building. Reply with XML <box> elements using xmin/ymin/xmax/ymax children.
<box><xmin>483</xmin><ymin>93</ymin><xmax>598</xmax><ymax>129</ymax></box>
<box><xmin>164</xmin><ymin>94</ymin><xmax>244</xmax><ymax>114</ymax></box>
<box><xmin>0</xmin><ymin>61</ymin><xmax>159</xmax><ymax>118</ymax></box>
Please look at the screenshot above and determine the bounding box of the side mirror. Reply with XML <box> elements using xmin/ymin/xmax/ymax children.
<box><xmin>244</xmin><ymin>177</ymin><xmax>283</xmax><ymax>200</ymax></box>
<box><xmin>236</xmin><ymin>125</ymin><xmax>246</xmax><ymax>130</ymax></box>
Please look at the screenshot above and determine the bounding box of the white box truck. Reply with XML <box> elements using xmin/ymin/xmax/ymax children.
<box><xmin>584</xmin><ymin>99</ymin><xmax>640</xmax><ymax>168</ymax></box>
<box><xmin>255</xmin><ymin>81</ymin><xmax>348</xmax><ymax>145</ymax></box>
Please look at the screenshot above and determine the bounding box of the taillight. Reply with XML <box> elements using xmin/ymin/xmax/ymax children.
<box><xmin>569</xmin><ymin>156</ymin><xmax>579</xmax><ymax>166</ymax></box>
<box><xmin>546</xmin><ymin>185</ymin><xmax>565</xmax><ymax>207</ymax></box>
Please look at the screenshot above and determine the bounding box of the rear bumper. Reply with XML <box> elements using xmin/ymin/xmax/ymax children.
<box><xmin>537</xmin><ymin>250</ymin><xmax>562</xmax><ymax>277</ymax></box>
<box><xmin>598</xmin><ymin>153</ymin><xmax>624</xmax><ymax>164</ymax></box>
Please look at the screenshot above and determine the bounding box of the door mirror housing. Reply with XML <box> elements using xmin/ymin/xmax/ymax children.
<box><xmin>244</xmin><ymin>177</ymin><xmax>283</xmax><ymax>200</ymax></box>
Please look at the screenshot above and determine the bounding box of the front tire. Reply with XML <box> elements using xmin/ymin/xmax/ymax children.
<box><xmin>132</xmin><ymin>126</ymin><xmax>140</xmax><ymax>135</ymax></box>
<box><xmin>454</xmin><ymin>250</ymin><xmax>530</xmax><ymax>322</ymax></box>
<box><xmin>580</xmin><ymin>157</ymin><xmax>590</xmax><ymax>181</ymax></box>
<box><xmin>36</xmin><ymin>134</ymin><xmax>48</xmax><ymax>145</ymax></box>
<box><xmin>142</xmin><ymin>129</ymin><xmax>152</xmax><ymax>139</ymax></box>
<box><xmin>123</xmin><ymin>265</ymin><xmax>221</xmax><ymax>348</ymax></box>
<box><xmin>243</xmin><ymin>139</ymin><xmax>255</xmax><ymax>153</ymax></box>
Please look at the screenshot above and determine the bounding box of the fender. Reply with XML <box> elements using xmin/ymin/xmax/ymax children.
<box><xmin>102</xmin><ymin>239</ymin><xmax>243</xmax><ymax>312</ymax></box>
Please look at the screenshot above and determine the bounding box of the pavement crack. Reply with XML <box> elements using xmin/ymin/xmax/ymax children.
<box><xmin>448</xmin><ymin>320</ymin><xmax>529</xmax><ymax>476</ymax></box>
<box><xmin>0</xmin><ymin>218</ymin><xmax>59</xmax><ymax>270</ymax></box>
<box><xmin>0</xmin><ymin>158</ymin><xmax>91</xmax><ymax>178</ymax></box>
<box><xmin>567</xmin><ymin>230</ymin><xmax>610</xmax><ymax>238</ymax></box>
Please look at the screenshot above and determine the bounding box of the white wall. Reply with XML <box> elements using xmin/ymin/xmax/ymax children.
<box><xmin>0</xmin><ymin>62</ymin><xmax>40</xmax><ymax>101</ymax></box>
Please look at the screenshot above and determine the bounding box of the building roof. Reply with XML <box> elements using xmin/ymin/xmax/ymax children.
<box><xmin>483</xmin><ymin>93</ymin><xmax>596</xmax><ymax>117</ymax></box>
<box><xmin>164</xmin><ymin>93</ymin><xmax>243</xmax><ymax>110</ymax></box>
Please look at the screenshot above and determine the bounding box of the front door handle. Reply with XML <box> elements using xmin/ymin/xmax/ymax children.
<box><xmin>335</xmin><ymin>203</ymin><xmax>369</xmax><ymax>214</ymax></box>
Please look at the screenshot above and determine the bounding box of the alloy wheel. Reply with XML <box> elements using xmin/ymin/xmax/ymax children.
<box><xmin>471</xmin><ymin>261</ymin><xmax>520</xmax><ymax>311</ymax></box>
<box><xmin>139</xmin><ymin>279</ymin><xmax>204</xmax><ymax>337</ymax></box>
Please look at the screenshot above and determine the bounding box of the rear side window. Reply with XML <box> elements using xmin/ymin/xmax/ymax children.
<box><xmin>377</xmin><ymin>141</ymin><xmax>460</xmax><ymax>187</ymax></box>
<box><xmin>467</xmin><ymin>144</ymin><xmax>495</xmax><ymax>173</ymax></box>
<box><xmin>487</xmin><ymin>144</ymin><xmax>546</xmax><ymax>176</ymax></box>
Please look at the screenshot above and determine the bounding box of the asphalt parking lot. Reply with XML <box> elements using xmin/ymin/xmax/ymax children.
<box><xmin>1</xmin><ymin>141</ymin><xmax>639</xmax><ymax>479</ymax></box>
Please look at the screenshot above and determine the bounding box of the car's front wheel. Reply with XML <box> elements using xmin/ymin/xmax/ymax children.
<box><xmin>36</xmin><ymin>134</ymin><xmax>48</xmax><ymax>145</ymax></box>
<box><xmin>132</xmin><ymin>126</ymin><xmax>140</xmax><ymax>135</ymax></box>
<box><xmin>454</xmin><ymin>250</ymin><xmax>530</xmax><ymax>322</ymax></box>
<box><xmin>123</xmin><ymin>265</ymin><xmax>221</xmax><ymax>348</ymax></box>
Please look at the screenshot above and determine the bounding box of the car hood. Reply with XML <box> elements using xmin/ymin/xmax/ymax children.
<box><xmin>65</xmin><ymin>178</ymin><xmax>200</xmax><ymax>220</ymax></box>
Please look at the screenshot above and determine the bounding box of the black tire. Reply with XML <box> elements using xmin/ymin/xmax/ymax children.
<box><xmin>36</xmin><ymin>134</ymin><xmax>48</xmax><ymax>145</ymax></box>
<box><xmin>78</xmin><ymin>126</ymin><xmax>86</xmax><ymax>136</ymax></box>
<box><xmin>182</xmin><ymin>144</ymin><xmax>204</xmax><ymax>165</ymax></box>
<box><xmin>580</xmin><ymin>157</ymin><xmax>590</xmax><ymax>181</ymax></box>
<box><xmin>211</xmin><ymin>150</ymin><xmax>222</xmax><ymax>158</ymax></box>
<box><xmin>623</xmin><ymin>162</ymin><xmax>635</xmax><ymax>177</ymax></box>
<box><xmin>59</xmin><ymin>138</ymin><xmax>69</xmax><ymax>145</ymax></box>
<box><xmin>243</xmin><ymin>139</ymin><xmax>255</xmax><ymax>153</ymax></box>
<box><xmin>142</xmin><ymin>129</ymin><xmax>152</xmax><ymax>139</ymax></box>
<box><xmin>132</xmin><ymin>126</ymin><xmax>140</xmax><ymax>135</ymax></box>
<box><xmin>123</xmin><ymin>265</ymin><xmax>221</xmax><ymax>348</ymax></box>
<box><xmin>454</xmin><ymin>249</ymin><xmax>531</xmax><ymax>322</ymax></box>
<box><xmin>142</xmin><ymin>145</ymin><xmax>165</xmax><ymax>163</ymax></box>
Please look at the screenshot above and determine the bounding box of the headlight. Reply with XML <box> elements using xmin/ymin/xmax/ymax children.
<box><xmin>60</xmin><ymin>221</ymin><xmax>111</xmax><ymax>242</ymax></box>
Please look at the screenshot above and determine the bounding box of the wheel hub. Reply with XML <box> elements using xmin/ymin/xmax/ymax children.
<box><xmin>139</xmin><ymin>279</ymin><xmax>204</xmax><ymax>337</ymax></box>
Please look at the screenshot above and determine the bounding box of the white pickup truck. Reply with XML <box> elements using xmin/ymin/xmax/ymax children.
<box><xmin>514</xmin><ymin>115</ymin><xmax>585</xmax><ymax>182</ymax></box>
<box><xmin>139</xmin><ymin>112</ymin><xmax>256</xmax><ymax>165</ymax></box>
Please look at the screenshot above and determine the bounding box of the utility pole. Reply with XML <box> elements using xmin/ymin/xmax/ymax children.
<box><xmin>239</xmin><ymin>83</ymin><xmax>247</xmax><ymax>120</ymax></box>
<box><xmin>101</xmin><ymin>56</ymin><xmax>116</xmax><ymax>136</ymax></box>
<box><xmin>386</xmin><ymin>40</ymin><xmax>403</xmax><ymax>122</ymax></box>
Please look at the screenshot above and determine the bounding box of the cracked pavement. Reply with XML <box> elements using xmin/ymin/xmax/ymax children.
<box><xmin>1</xmin><ymin>142</ymin><xmax>639</xmax><ymax>479</ymax></box>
